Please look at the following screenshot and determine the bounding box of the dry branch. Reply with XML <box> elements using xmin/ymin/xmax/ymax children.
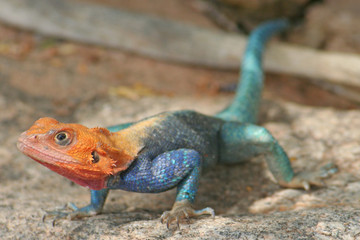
<box><xmin>0</xmin><ymin>0</ymin><xmax>360</xmax><ymax>89</ymax></box>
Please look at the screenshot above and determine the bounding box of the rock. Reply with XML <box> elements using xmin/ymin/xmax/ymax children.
<box><xmin>289</xmin><ymin>0</ymin><xmax>360</xmax><ymax>54</ymax></box>
<box><xmin>3</xmin><ymin>96</ymin><xmax>360</xmax><ymax>239</ymax></box>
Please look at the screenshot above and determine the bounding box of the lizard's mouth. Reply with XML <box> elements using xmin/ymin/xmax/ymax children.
<box><xmin>17</xmin><ymin>133</ymin><xmax>107</xmax><ymax>190</ymax></box>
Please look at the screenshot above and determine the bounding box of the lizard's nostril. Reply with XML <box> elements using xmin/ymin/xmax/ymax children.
<box><xmin>31</xmin><ymin>135</ymin><xmax>38</xmax><ymax>140</ymax></box>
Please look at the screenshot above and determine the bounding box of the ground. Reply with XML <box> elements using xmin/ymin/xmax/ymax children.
<box><xmin>1</xmin><ymin>0</ymin><xmax>360</xmax><ymax>239</ymax></box>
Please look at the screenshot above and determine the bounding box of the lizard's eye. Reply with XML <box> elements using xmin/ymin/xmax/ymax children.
<box><xmin>91</xmin><ymin>151</ymin><xmax>100</xmax><ymax>163</ymax></box>
<box><xmin>54</xmin><ymin>131</ymin><xmax>71</xmax><ymax>146</ymax></box>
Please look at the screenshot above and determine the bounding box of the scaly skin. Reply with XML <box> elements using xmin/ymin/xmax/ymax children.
<box><xmin>17</xmin><ymin>20</ymin><xmax>337</xmax><ymax>228</ymax></box>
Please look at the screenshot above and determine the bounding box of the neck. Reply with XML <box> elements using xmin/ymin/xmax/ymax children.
<box><xmin>109</xmin><ymin>130</ymin><xmax>144</xmax><ymax>159</ymax></box>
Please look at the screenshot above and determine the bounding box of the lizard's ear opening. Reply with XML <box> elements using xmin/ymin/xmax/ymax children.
<box><xmin>104</xmin><ymin>146</ymin><xmax>135</xmax><ymax>175</ymax></box>
<box><xmin>93</xmin><ymin>145</ymin><xmax>135</xmax><ymax>176</ymax></box>
<box><xmin>88</xmin><ymin>127</ymin><xmax>136</xmax><ymax>175</ymax></box>
<box><xmin>91</xmin><ymin>151</ymin><xmax>100</xmax><ymax>163</ymax></box>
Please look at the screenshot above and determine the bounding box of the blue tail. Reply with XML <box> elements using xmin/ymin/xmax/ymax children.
<box><xmin>216</xmin><ymin>19</ymin><xmax>289</xmax><ymax>123</ymax></box>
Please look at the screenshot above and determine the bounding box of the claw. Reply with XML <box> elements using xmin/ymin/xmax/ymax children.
<box><xmin>183</xmin><ymin>210</ymin><xmax>189</xmax><ymax>219</ymax></box>
<box><xmin>160</xmin><ymin>211</ymin><xmax>169</xmax><ymax>224</ymax></box>
<box><xmin>42</xmin><ymin>214</ymin><xmax>46</xmax><ymax>223</ymax></box>
<box><xmin>176</xmin><ymin>216</ymin><xmax>180</xmax><ymax>230</ymax></box>
<box><xmin>183</xmin><ymin>210</ymin><xmax>191</xmax><ymax>224</ymax></box>
<box><xmin>52</xmin><ymin>214</ymin><xmax>66</xmax><ymax>227</ymax></box>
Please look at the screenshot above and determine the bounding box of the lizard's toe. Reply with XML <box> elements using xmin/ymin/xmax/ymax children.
<box><xmin>318</xmin><ymin>163</ymin><xmax>338</xmax><ymax>178</ymax></box>
<box><xmin>42</xmin><ymin>202</ymin><xmax>97</xmax><ymax>226</ymax></box>
<box><xmin>280</xmin><ymin>162</ymin><xmax>338</xmax><ymax>190</ymax></box>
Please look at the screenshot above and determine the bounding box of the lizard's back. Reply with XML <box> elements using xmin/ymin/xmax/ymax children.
<box><xmin>129</xmin><ymin>110</ymin><xmax>224</xmax><ymax>168</ymax></box>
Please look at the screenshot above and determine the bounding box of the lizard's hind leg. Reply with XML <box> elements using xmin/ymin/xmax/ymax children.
<box><xmin>219</xmin><ymin>122</ymin><xmax>294</xmax><ymax>184</ymax></box>
<box><xmin>218</xmin><ymin>122</ymin><xmax>336</xmax><ymax>189</ymax></box>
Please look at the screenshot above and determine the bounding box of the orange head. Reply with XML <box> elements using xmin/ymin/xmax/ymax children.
<box><xmin>17</xmin><ymin>117</ymin><xmax>136</xmax><ymax>190</ymax></box>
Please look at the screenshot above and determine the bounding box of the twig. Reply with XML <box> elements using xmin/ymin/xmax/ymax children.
<box><xmin>0</xmin><ymin>0</ymin><xmax>360</xmax><ymax>90</ymax></box>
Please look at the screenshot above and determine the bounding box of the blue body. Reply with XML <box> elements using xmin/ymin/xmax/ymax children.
<box><xmin>77</xmin><ymin>20</ymin><xmax>293</xmax><ymax>215</ymax></box>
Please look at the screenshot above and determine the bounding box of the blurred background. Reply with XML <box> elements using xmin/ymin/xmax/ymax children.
<box><xmin>0</xmin><ymin>0</ymin><xmax>359</xmax><ymax>131</ymax></box>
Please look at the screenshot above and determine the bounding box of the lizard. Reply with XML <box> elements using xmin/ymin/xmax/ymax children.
<box><xmin>17</xmin><ymin>19</ymin><xmax>336</xmax><ymax>228</ymax></box>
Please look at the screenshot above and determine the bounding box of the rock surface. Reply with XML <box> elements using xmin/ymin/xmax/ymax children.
<box><xmin>1</xmin><ymin>94</ymin><xmax>360</xmax><ymax>239</ymax></box>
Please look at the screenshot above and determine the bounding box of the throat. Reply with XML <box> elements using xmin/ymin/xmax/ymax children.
<box><xmin>34</xmin><ymin>159</ymin><xmax>107</xmax><ymax>190</ymax></box>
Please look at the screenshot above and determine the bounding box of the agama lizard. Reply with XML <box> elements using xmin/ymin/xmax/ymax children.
<box><xmin>17</xmin><ymin>20</ymin><xmax>336</xmax><ymax>228</ymax></box>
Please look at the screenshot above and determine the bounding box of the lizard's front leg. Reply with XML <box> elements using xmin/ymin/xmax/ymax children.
<box><xmin>44</xmin><ymin>188</ymin><xmax>109</xmax><ymax>225</ymax></box>
<box><xmin>159</xmin><ymin>151</ymin><xmax>215</xmax><ymax>228</ymax></box>
<box><xmin>107</xmin><ymin>148</ymin><xmax>214</xmax><ymax>228</ymax></box>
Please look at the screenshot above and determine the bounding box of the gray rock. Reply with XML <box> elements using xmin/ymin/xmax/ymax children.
<box><xmin>2</xmin><ymin>96</ymin><xmax>360</xmax><ymax>239</ymax></box>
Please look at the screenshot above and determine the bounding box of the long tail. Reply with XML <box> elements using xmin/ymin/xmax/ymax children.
<box><xmin>216</xmin><ymin>19</ymin><xmax>289</xmax><ymax>123</ymax></box>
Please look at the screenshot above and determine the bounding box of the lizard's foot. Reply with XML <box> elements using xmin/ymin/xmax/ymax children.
<box><xmin>160</xmin><ymin>200</ymin><xmax>215</xmax><ymax>229</ymax></box>
<box><xmin>42</xmin><ymin>202</ymin><xmax>98</xmax><ymax>226</ymax></box>
<box><xmin>280</xmin><ymin>163</ymin><xmax>338</xmax><ymax>190</ymax></box>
